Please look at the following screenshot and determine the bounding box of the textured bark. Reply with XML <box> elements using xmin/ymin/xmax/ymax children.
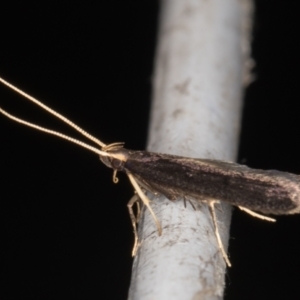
<box><xmin>128</xmin><ymin>0</ymin><xmax>253</xmax><ymax>299</ymax></box>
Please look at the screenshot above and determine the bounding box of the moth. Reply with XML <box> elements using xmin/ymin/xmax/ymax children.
<box><xmin>1</xmin><ymin>76</ymin><xmax>300</xmax><ymax>267</ymax></box>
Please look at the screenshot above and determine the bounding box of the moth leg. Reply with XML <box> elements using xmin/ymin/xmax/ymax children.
<box><xmin>208</xmin><ymin>200</ymin><xmax>231</xmax><ymax>267</ymax></box>
<box><xmin>238</xmin><ymin>206</ymin><xmax>276</xmax><ymax>222</ymax></box>
<box><xmin>214</xmin><ymin>201</ymin><xmax>223</xmax><ymax>213</ymax></box>
<box><xmin>135</xmin><ymin>196</ymin><xmax>141</xmax><ymax>223</ymax></box>
<box><xmin>133</xmin><ymin>193</ymin><xmax>145</xmax><ymax>224</ymax></box>
<box><xmin>127</xmin><ymin>194</ymin><xmax>140</xmax><ymax>256</ymax></box>
<box><xmin>183</xmin><ymin>197</ymin><xmax>196</xmax><ymax>210</ymax></box>
<box><xmin>127</xmin><ymin>173</ymin><xmax>162</xmax><ymax>235</ymax></box>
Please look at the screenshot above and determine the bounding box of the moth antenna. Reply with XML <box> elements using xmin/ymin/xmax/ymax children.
<box><xmin>0</xmin><ymin>76</ymin><xmax>106</xmax><ymax>148</ymax></box>
<box><xmin>0</xmin><ymin>106</ymin><xmax>110</xmax><ymax>158</ymax></box>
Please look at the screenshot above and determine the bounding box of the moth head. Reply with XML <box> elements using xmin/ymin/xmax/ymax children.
<box><xmin>100</xmin><ymin>146</ymin><xmax>129</xmax><ymax>171</ymax></box>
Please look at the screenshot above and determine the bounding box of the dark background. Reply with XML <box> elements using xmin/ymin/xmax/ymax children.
<box><xmin>0</xmin><ymin>1</ymin><xmax>299</xmax><ymax>299</ymax></box>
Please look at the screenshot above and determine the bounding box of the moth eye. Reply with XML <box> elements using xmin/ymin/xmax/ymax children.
<box><xmin>111</xmin><ymin>159</ymin><xmax>123</xmax><ymax>170</ymax></box>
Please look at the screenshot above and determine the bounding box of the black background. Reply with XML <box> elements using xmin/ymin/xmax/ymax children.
<box><xmin>0</xmin><ymin>1</ymin><xmax>299</xmax><ymax>299</ymax></box>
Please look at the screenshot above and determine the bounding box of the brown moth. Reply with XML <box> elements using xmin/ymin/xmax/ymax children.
<box><xmin>2</xmin><ymin>76</ymin><xmax>300</xmax><ymax>267</ymax></box>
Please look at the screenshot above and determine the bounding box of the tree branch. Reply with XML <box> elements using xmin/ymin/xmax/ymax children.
<box><xmin>128</xmin><ymin>0</ymin><xmax>253</xmax><ymax>298</ymax></box>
